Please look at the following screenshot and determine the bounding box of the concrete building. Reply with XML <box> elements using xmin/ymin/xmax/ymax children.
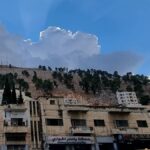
<box><xmin>116</xmin><ymin>91</ymin><xmax>141</xmax><ymax>107</ymax></box>
<box><xmin>0</xmin><ymin>90</ymin><xmax>31</xmax><ymax>150</ymax></box>
<box><xmin>38</xmin><ymin>96</ymin><xmax>150</xmax><ymax>150</ymax></box>
<box><xmin>29</xmin><ymin>99</ymin><xmax>42</xmax><ymax>150</ymax></box>
<box><xmin>0</xmin><ymin>90</ymin><xmax>150</xmax><ymax>150</ymax></box>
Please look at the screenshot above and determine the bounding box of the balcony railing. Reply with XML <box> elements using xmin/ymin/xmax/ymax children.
<box><xmin>111</xmin><ymin>127</ymin><xmax>139</xmax><ymax>134</ymax></box>
<box><xmin>5</xmin><ymin>141</ymin><xmax>27</xmax><ymax>145</ymax></box>
<box><xmin>108</xmin><ymin>108</ymin><xmax>131</xmax><ymax>113</ymax></box>
<box><xmin>70</xmin><ymin>126</ymin><xmax>94</xmax><ymax>135</ymax></box>
<box><xmin>4</xmin><ymin>121</ymin><xmax>28</xmax><ymax>133</ymax></box>
<box><xmin>4</xmin><ymin>104</ymin><xmax>27</xmax><ymax>112</ymax></box>
<box><xmin>67</xmin><ymin>106</ymin><xmax>89</xmax><ymax>112</ymax></box>
<box><xmin>4</xmin><ymin>126</ymin><xmax>28</xmax><ymax>133</ymax></box>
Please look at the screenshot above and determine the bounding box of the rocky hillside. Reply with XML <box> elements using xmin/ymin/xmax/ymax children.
<box><xmin>0</xmin><ymin>65</ymin><xmax>150</xmax><ymax>106</ymax></box>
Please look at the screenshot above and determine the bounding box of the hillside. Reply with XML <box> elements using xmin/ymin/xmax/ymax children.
<box><xmin>0</xmin><ymin>65</ymin><xmax>150</xmax><ymax>106</ymax></box>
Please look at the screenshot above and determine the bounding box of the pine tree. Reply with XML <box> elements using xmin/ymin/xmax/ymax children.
<box><xmin>2</xmin><ymin>77</ymin><xmax>12</xmax><ymax>105</ymax></box>
<box><xmin>11</xmin><ymin>82</ymin><xmax>17</xmax><ymax>104</ymax></box>
<box><xmin>18</xmin><ymin>86</ymin><xmax>23</xmax><ymax>104</ymax></box>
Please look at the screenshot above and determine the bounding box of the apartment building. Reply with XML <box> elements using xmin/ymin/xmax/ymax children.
<box><xmin>0</xmin><ymin>90</ymin><xmax>31</xmax><ymax>150</ymax></box>
<box><xmin>29</xmin><ymin>99</ymin><xmax>42</xmax><ymax>150</ymax></box>
<box><xmin>38</xmin><ymin>96</ymin><xmax>150</xmax><ymax>150</ymax></box>
<box><xmin>0</xmin><ymin>89</ymin><xmax>150</xmax><ymax>150</ymax></box>
<box><xmin>116</xmin><ymin>91</ymin><xmax>141</xmax><ymax>107</ymax></box>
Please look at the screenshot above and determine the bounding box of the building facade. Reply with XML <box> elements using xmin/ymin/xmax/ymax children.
<box><xmin>116</xmin><ymin>91</ymin><xmax>141</xmax><ymax>107</ymax></box>
<box><xmin>0</xmin><ymin>92</ymin><xmax>31</xmax><ymax>150</ymax></box>
<box><xmin>38</xmin><ymin>97</ymin><xmax>150</xmax><ymax>150</ymax></box>
<box><xmin>0</xmin><ymin>90</ymin><xmax>150</xmax><ymax>150</ymax></box>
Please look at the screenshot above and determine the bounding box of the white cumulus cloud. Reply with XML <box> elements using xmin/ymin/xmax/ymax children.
<box><xmin>30</xmin><ymin>26</ymin><xmax>100</xmax><ymax>59</ymax></box>
<box><xmin>0</xmin><ymin>26</ymin><xmax>143</xmax><ymax>74</ymax></box>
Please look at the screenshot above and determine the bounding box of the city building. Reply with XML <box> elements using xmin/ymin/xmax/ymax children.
<box><xmin>0</xmin><ymin>90</ymin><xmax>31</xmax><ymax>150</ymax></box>
<box><xmin>38</xmin><ymin>96</ymin><xmax>150</xmax><ymax>150</ymax></box>
<box><xmin>0</xmin><ymin>90</ymin><xmax>150</xmax><ymax>150</ymax></box>
<box><xmin>116</xmin><ymin>91</ymin><xmax>141</xmax><ymax>107</ymax></box>
<box><xmin>29</xmin><ymin>98</ymin><xmax>42</xmax><ymax>150</ymax></box>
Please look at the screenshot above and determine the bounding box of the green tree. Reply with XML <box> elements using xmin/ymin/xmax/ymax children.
<box><xmin>32</xmin><ymin>71</ymin><xmax>37</xmax><ymax>83</ymax></box>
<box><xmin>17</xmin><ymin>79</ymin><xmax>29</xmax><ymax>91</ymax></box>
<box><xmin>25</xmin><ymin>91</ymin><xmax>32</xmax><ymax>97</ymax></box>
<box><xmin>22</xmin><ymin>70</ymin><xmax>30</xmax><ymax>77</ymax></box>
<box><xmin>42</xmin><ymin>80</ymin><xmax>53</xmax><ymax>93</ymax></box>
<box><xmin>53</xmin><ymin>81</ymin><xmax>58</xmax><ymax>88</ymax></box>
<box><xmin>18</xmin><ymin>86</ymin><xmax>23</xmax><ymax>104</ymax></box>
<box><xmin>110</xmin><ymin>78</ymin><xmax>121</xmax><ymax>93</ymax></box>
<box><xmin>42</xmin><ymin>66</ymin><xmax>47</xmax><ymax>71</ymax></box>
<box><xmin>2</xmin><ymin>77</ymin><xmax>12</xmax><ymax>105</ymax></box>
<box><xmin>11</xmin><ymin>82</ymin><xmax>17</xmax><ymax>104</ymax></box>
<box><xmin>14</xmin><ymin>72</ymin><xmax>18</xmax><ymax>79</ymax></box>
<box><xmin>134</xmin><ymin>84</ymin><xmax>144</xmax><ymax>94</ymax></box>
<box><xmin>64</xmin><ymin>73</ymin><xmax>74</xmax><ymax>90</ymax></box>
<box><xmin>48</xmin><ymin>66</ymin><xmax>52</xmax><ymax>71</ymax></box>
<box><xmin>140</xmin><ymin>95</ymin><xmax>150</xmax><ymax>105</ymax></box>
<box><xmin>57</xmin><ymin>73</ymin><xmax>63</xmax><ymax>82</ymax></box>
<box><xmin>91</xmin><ymin>73</ymin><xmax>101</xmax><ymax>94</ymax></box>
<box><xmin>52</xmin><ymin>71</ymin><xmax>58</xmax><ymax>79</ymax></box>
<box><xmin>113</xmin><ymin>71</ymin><xmax>119</xmax><ymax>77</ymax></box>
<box><xmin>0</xmin><ymin>74</ymin><xmax>5</xmax><ymax>89</ymax></box>
<box><xmin>38</xmin><ymin>65</ymin><xmax>42</xmax><ymax>69</ymax></box>
<box><xmin>126</xmin><ymin>85</ymin><xmax>133</xmax><ymax>92</ymax></box>
<box><xmin>79</xmin><ymin>73</ymin><xmax>91</xmax><ymax>93</ymax></box>
<box><xmin>35</xmin><ymin>78</ymin><xmax>43</xmax><ymax>89</ymax></box>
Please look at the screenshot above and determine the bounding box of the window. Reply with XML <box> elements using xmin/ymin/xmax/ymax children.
<box><xmin>137</xmin><ymin>120</ymin><xmax>148</xmax><ymax>127</ymax></box>
<box><xmin>115</xmin><ymin>120</ymin><xmax>128</xmax><ymax>127</ymax></box>
<box><xmin>33</xmin><ymin>101</ymin><xmax>36</xmax><ymax>115</ymax></box>
<box><xmin>38</xmin><ymin>121</ymin><xmax>42</xmax><ymax>141</ymax></box>
<box><xmin>11</xmin><ymin>118</ymin><xmax>25</xmax><ymax>126</ymax></box>
<box><xmin>6</xmin><ymin>133</ymin><xmax>26</xmax><ymax>141</ymax></box>
<box><xmin>29</xmin><ymin>101</ymin><xmax>32</xmax><ymax>115</ymax></box>
<box><xmin>94</xmin><ymin>120</ymin><xmax>105</xmax><ymax>126</ymax></box>
<box><xmin>31</xmin><ymin>121</ymin><xmax>34</xmax><ymax>141</ymax></box>
<box><xmin>46</xmin><ymin>119</ymin><xmax>63</xmax><ymax>126</ymax></box>
<box><xmin>7</xmin><ymin>145</ymin><xmax>25</xmax><ymax>150</ymax></box>
<box><xmin>34</xmin><ymin>121</ymin><xmax>38</xmax><ymax>147</ymax></box>
<box><xmin>71</xmin><ymin>119</ymin><xmax>86</xmax><ymax>127</ymax></box>
<box><xmin>50</xmin><ymin>100</ymin><xmax>55</xmax><ymax>105</ymax></box>
<box><xmin>37</xmin><ymin>101</ymin><xmax>40</xmax><ymax>116</ymax></box>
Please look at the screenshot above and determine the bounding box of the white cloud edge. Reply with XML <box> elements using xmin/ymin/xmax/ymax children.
<box><xmin>0</xmin><ymin>25</ymin><xmax>143</xmax><ymax>74</ymax></box>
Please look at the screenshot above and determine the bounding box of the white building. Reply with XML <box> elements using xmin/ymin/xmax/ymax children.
<box><xmin>0</xmin><ymin>90</ymin><xmax>31</xmax><ymax>150</ymax></box>
<box><xmin>116</xmin><ymin>91</ymin><xmax>141</xmax><ymax>107</ymax></box>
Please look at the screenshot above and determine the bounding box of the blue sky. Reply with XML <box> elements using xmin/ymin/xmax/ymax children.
<box><xmin>0</xmin><ymin>0</ymin><xmax>150</xmax><ymax>75</ymax></box>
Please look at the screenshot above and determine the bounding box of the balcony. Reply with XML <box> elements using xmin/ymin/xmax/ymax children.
<box><xmin>5</xmin><ymin>104</ymin><xmax>27</xmax><ymax>112</ymax></box>
<box><xmin>4</xmin><ymin>126</ymin><xmax>28</xmax><ymax>133</ymax></box>
<box><xmin>111</xmin><ymin>127</ymin><xmax>139</xmax><ymax>134</ymax></box>
<box><xmin>5</xmin><ymin>133</ymin><xmax>27</xmax><ymax>145</ymax></box>
<box><xmin>70</xmin><ymin>126</ymin><xmax>94</xmax><ymax>135</ymax></box>
<box><xmin>5</xmin><ymin>141</ymin><xmax>27</xmax><ymax>145</ymax></box>
<box><xmin>4</xmin><ymin>121</ymin><xmax>28</xmax><ymax>133</ymax></box>
<box><xmin>108</xmin><ymin>108</ymin><xmax>131</xmax><ymax>113</ymax></box>
<box><xmin>67</xmin><ymin>106</ymin><xmax>89</xmax><ymax>112</ymax></box>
